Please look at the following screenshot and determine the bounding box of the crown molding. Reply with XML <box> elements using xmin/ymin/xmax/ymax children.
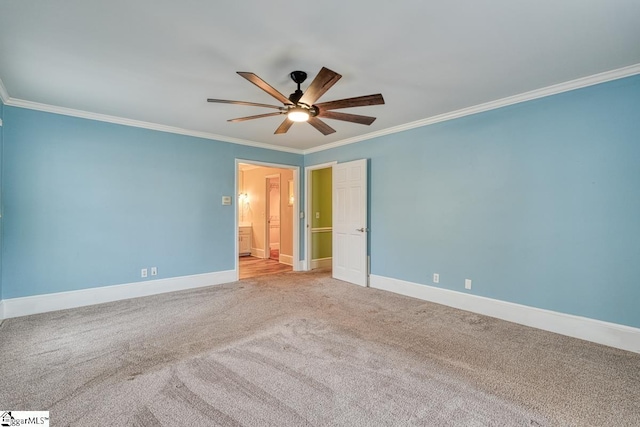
<box><xmin>304</xmin><ymin>63</ymin><xmax>640</xmax><ymax>154</ymax></box>
<box><xmin>3</xmin><ymin>97</ymin><xmax>304</xmax><ymax>154</ymax></box>
<box><xmin>2</xmin><ymin>63</ymin><xmax>639</xmax><ymax>156</ymax></box>
<box><xmin>0</xmin><ymin>76</ymin><xmax>9</xmax><ymax>103</ymax></box>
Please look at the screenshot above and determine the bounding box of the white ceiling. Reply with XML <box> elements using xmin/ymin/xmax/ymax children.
<box><xmin>1</xmin><ymin>1</ymin><xmax>639</xmax><ymax>152</ymax></box>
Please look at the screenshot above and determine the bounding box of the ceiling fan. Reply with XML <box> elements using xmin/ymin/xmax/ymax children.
<box><xmin>207</xmin><ymin>67</ymin><xmax>384</xmax><ymax>135</ymax></box>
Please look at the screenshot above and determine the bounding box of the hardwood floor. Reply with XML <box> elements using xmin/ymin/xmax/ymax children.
<box><xmin>239</xmin><ymin>255</ymin><xmax>292</xmax><ymax>279</ymax></box>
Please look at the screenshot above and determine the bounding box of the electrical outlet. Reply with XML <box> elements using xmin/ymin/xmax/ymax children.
<box><xmin>151</xmin><ymin>267</ymin><xmax>157</xmax><ymax>276</ymax></box>
<box><xmin>141</xmin><ymin>268</ymin><xmax>148</xmax><ymax>278</ymax></box>
<box><xmin>465</xmin><ymin>279</ymin><xmax>472</xmax><ymax>290</ymax></box>
<box><xmin>433</xmin><ymin>273</ymin><xmax>439</xmax><ymax>283</ymax></box>
<box><xmin>316</xmin><ymin>212</ymin><xmax>320</xmax><ymax>219</ymax></box>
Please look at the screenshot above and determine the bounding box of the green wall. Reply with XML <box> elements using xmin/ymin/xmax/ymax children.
<box><xmin>311</xmin><ymin>168</ymin><xmax>332</xmax><ymax>260</ymax></box>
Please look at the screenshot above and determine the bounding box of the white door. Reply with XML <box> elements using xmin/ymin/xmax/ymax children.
<box><xmin>332</xmin><ymin>159</ymin><xmax>368</xmax><ymax>286</ymax></box>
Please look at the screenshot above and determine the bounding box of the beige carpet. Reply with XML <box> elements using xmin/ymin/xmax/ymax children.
<box><xmin>1</xmin><ymin>270</ymin><xmax>638</xmax><ymax>426</ymax></box>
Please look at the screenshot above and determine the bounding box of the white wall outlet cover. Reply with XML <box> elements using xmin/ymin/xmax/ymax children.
<box><xmin>465</xmin><ymin>279</ymin><xmax>472</xmax><ymax>289</ymax></box>
<box><xmin>433</xmin><ymin>273</ymin><xmax>439</xmax><ymax>283</ymax></box>
<box><xmin>151</xmin><ymin>267</ymin><xmax>158</xmax><ymax>276</ymax></box>
<box><xmin>141</xmin><ymin>268</ymin><xmax>148</xmax><ymax>278</ymax></box>
<box><xmin>316</xmin><ymin>212</ymin><xmax>320</xmax><ymax>219</ymax></box>
<box><xmin>222</xmin><ymin>196</ymin><xmax>232</xmax><ymax>205</ymax></box>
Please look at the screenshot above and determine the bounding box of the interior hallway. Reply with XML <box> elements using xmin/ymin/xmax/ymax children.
<box><xmin>239</xmin><ymin>254</ymin><xmax>292</xmax><ymax>279</ymax></box>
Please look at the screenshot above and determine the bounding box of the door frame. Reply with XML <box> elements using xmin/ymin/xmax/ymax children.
<box><xmin>235</xmin><ymin>159</ymin><xmax>301</xmax><ymax>280</ymax></box>
<box><xmin>304</xmin><ymin>161</ymin><xmax>337</xmax><ymax>271</ymax></box>
<box><xmin>265</xmin><ymin>173</ymin><xmax>281</xmax><ymax>260</ymax></box>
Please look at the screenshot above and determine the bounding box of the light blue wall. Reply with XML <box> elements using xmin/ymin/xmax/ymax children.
<box><xmin>2</xmin><ymin>107</ymin><xmax>302</xmax><ymax>298</ymax></box>
<box><xmin>3</xmin><ymin>75</ymin><xmax>639</xmax><ymax>329</ymax></box>
<box><xmin>306</xmin><ymin>75</ymin><xmax>640</xmax><ymax>328</ymax></box>
<box><xmin>0</xmin><ymin>100</ymin><xmax>4</xmax><ymax>301</ymax></box>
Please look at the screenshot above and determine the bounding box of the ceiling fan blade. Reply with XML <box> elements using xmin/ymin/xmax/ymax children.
<box><xmin>237</xmin><ymin>72</ymin><xmax>292</xmax><ymax>105</ymax></box>
<box><xmin>228</xmin><ymin>112</ymin><xmax>284</xmax><ymax>123</ymax></box>
<box><xmin>307</xmin><ymin>117</ymin><xmax>336</xmax><ymax>135</ymax></box>
<box><xmin>207</xmin><ymin>99</ymin><xmax>283</xmax><ymax>110</ymax></box>
<box><xmin>299</xmin><ymin>67</ymin><xmax>342</xmax><ymax>106</ymax></box>
<box><xmin>274</xmin><ymin>118</ymin><xmax>294</xmax><ymax>134</ymax></box>
<box><xmin>317</xmin><ymin>110</ymin><xmax>377</xmax><ymax>126</ymax></box>
<box><xmin>314</xmin><ymin>94</ymin><xmax>385</xmax><ymax>111</ymax></box>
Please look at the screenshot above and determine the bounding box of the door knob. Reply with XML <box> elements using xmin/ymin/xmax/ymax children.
<box><xmin>356</xmin><ymin>228</ymin><xmax>369</xmax><ymax>232</ymax></box>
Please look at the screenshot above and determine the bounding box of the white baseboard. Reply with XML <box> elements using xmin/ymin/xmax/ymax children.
<box><xmin>251</xmin><ymin>248</ymin><xmax>265</xmax><ymax>258</ymax></box>
<box><xmin>310</xmin><ymin>257</ymin><xmax>332</xmax><ymax>270</ymax></box>
<box><xmin>370</xmin><ymin>274</ymin><xmax>640</xmax><ymax>354</ymax></box>
<box><xmin>2</xmin><ymin>270</ymin><xmax>237</xmax><ymax>319</ymax></box>
<box><xmin>0</xmin><ymin>300</ymin><xmax>5</xmax><ymax>321</ymax></box>
<box><xmin>298</xmin><ymin>260</ymin><xmax>308</xmax><ymax>271</ymax></box>
<box><xmin>279</xmin><ymin>253</ymin><xmax>294</xmax><ymax>266</ymax></box>
<box><xmin>269</xmin><ymin>243</ymin><xmax>280</xmax><ymax>250</ymax></box>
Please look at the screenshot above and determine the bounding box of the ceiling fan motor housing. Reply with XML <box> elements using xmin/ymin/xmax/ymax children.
<box><xmin>286</xmin><ymin>104</ymin><xmax>317</xmax><ymax>117</ymax></box>
<box><xmin>289</xmin><ymin>89</ymin><xmax>304</xmax><ymax>104</ymax></box>
<box><xmin>288</xmin><ymin>71</ymin><xmax>307</xmax><ymax>104</ymax></box>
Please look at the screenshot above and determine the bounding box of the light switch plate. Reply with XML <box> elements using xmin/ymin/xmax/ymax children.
<box><xmin>222</xmin><ymin>196</ymin><xmax>232</xmax><ymax>205</ymax></box>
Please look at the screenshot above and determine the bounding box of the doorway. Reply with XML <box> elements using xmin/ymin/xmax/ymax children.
<box><xmin>236</xmin><ymin>160</ymin><xmax>299</xmax><ymax>280</ymax></box>
<box><xmin>305</xmin><ymin>159</ymin><xmax>369</xmax><ymax>287</ymax></box>
<box><xmin>332</xmin><ymin>159</ymin><xmax>369</xmax><ymax>287</ymax></box>
<box><xmin>266</xmin><ymin>174</ymin><xmax>281</xmax><ymax>261</ymax></box>
<box><xmin>305</xmin><ymin>162</ymin><xmax>336</xmax><ymax>272</ymax></box>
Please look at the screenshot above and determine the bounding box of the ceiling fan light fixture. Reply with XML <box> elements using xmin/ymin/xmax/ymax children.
<box><xmin>287</xmin><ymin>107</ymin><xmax>309</xmax><ymax>122</ymax></box>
